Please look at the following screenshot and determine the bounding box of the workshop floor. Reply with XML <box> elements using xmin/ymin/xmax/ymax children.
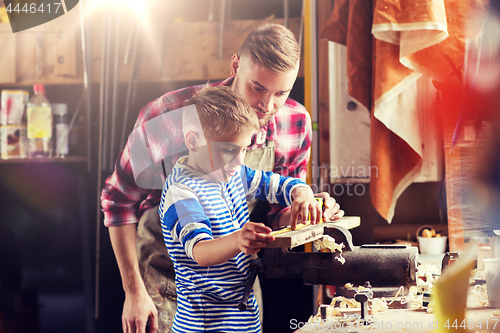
<box><xmin>21</xmin><ymin>268</ymin><xmax>87</xmax><ymax>333</ymax></box>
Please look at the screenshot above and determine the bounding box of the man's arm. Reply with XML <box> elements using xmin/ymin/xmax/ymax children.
<box><xmin>101</xmin><ymin>147</ymin><xmax>158</xmax><ymax>333</ymax></box>
<box><xmin>271</xmin><ymin>103</ymin><xmax>344</xmax><ymax>227</ymax></box>
<box><xmin>109</xmin><ymin>224</ymin><xmax>158</xmax><ymax>333</ymax></box>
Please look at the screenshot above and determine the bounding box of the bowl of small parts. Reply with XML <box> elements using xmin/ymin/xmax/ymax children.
<box><xmin>417</xmin><ymin>226</ymin><xmax>446</xmax><ymax>254</ymax></box>
<box><xmin>418</xmin><ymin>235</ymin><xmax>447</xmax><ymax>255</ymax></box>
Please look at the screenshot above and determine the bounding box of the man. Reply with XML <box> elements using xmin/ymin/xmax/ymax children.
<box><xmin>101</xmin><ymin>23</ymin><xmax>344</xmax><ymax>333</ymax></box>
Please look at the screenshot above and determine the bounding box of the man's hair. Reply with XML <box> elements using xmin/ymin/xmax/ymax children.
<box><xmin>238</xmin><ymin>23</ymin><xmax>300</xmax><ymax>73</ymax></box>
<box><xmin>182</xmin><ymin>86</ymin><xmax>260</xmax><ymax>142</ymax></box>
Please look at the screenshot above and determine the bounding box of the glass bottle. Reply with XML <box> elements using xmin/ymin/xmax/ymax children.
<box><xmin>27</xmin><ymin>84</ymin><xmax>52</xmax><ymax>158</ymax></box>
<box><xmin>52</xmin><ymin>103</ymin><xmax>69</xmax><ymax>157</ymax></box>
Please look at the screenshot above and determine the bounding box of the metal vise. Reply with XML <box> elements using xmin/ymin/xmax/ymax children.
<box><xmin>238</xmin><ymin>225</ymin><xmax>418</xmax><ymax>310</ymax></box>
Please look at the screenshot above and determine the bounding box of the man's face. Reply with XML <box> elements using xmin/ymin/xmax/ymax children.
<box><xmin>231</xmin><ymin>55</ymin><xmax>299</xmax><ymax>127</ymax></box>
<box><xmin>195</xmin><ymin>129</ymin><xmax>254</xmax><ymax>183</ymax></box>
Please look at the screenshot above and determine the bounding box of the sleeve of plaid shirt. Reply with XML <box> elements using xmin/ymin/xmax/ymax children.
<box><xmin>265</xmin><ymin>99</ymin><xmax>312</xmax><ymax>229</ymax></box>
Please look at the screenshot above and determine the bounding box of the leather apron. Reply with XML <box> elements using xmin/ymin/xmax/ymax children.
<box><xmin>136</xmin><ymin>139</ymin><xmax>275</xmax><ymax>332</ymax></box>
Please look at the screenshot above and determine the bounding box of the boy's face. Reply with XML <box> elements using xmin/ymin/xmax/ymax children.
<box><xmin>194</xmin><ymin>129</ymin><xmax>254</xmax><ymax>183</ymax></box>
<box><xmin>231</xmin><ymin>55</ymin><xmax>299</xmax><ymax>127</ymax></box>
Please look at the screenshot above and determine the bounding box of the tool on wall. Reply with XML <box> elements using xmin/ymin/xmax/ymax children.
<box><xmin>218</xmin><ymin>0</ymin><xmax>228</xmax><ymax>59</ymax></box>
<box><xmin>284</xmin><ymin>0</ymin><xmax>289</xmax><ymax>28</ymax></box>
<box><xmin>93</xmin><ymin>2</ymin><xmax>128</xmax><ymax>321</ymax></box>
<box><xmin>101</xmin><ymin>9</ymin><xmax>112</xmax><ymax>172</ymax></box>
<box><xmin>109</xmin><ymin>10</ymin><xmax>121</xmax><ymax>170</ymax></box>
<box><xmin>120</xmin><ymin>16</ymin><xmax>141</xmax><ymax>152</ymax></box>
<box><xmin>95</xmin><ymin>4</ymin><xmax>109</xmax><ymax>320</ymax></box>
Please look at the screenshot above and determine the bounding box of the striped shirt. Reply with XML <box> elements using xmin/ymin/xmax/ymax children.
<box><xmin>101</xmin><ymin>77</ymin><xmax>312</xmax><ymax>228</ymax></box>
<box><xmin>158</xmin><ymin>158</ymin><xmax>308</xmax><ymax>332</ymax></box>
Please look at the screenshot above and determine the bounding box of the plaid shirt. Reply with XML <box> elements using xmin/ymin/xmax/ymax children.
<box><xmin>101</xmin><ymin>77</ymin><xmax>312</xmax><ymax>227</ymax></box>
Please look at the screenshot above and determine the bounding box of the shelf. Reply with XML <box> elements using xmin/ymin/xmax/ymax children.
<box><xmin>0</xmin><ymin>156</ymin><xmax>87</xmax><ymax>164</ymax></box>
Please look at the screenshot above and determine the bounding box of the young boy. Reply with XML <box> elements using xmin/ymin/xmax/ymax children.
<box><xmin>158</xmin><ymin>86</ymin><xmax>321</xmax><ymax>333</ymax></box>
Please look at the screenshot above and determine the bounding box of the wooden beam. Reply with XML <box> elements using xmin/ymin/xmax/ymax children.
<box><xmin>0</xmin><ymin>3</ymin><xmax>304</xmax><ymax>87</ymax></box>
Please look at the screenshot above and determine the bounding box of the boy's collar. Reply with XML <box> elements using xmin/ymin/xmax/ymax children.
<box><xmin>175</xmin><ymin>155</ymin><xmax>231</xmax><ymax>184</ymax></box>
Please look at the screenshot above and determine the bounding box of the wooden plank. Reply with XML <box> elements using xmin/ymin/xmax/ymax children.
<box><xmin>328</xmin><ymin>216</ymin><xmax>360</xmax><ymax>230</ymax></box>
<box><xmin>0</xmin><ymin>23</ymin><xmax>16</xmax><ymax>84</ymax></box>
<box><xmin>267</xmin><ymin>222</ymin><xmax>325</xmax><ymax>249</ymax></box>
<box><xmin>266</xmin><ymin>216</ymin><xmax>360</xmax><ymax>249</ymax></box>
<box><xmin>15</xmin><ymin>31</ymin><xmax>37</xmax><ymax>83</ymax></box>
<box><xmin>158</xmin><ymin>18</ymin><xmax>302</xmax><ymax>82</ymax></box>
<box><xmin>50</xmin><ymin>6</ymin><xmax>78</xmax><ymax>77</ymax></box>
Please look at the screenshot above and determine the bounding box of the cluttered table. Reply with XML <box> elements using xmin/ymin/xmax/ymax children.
<box><xmin>293</xmin><ymin>243</ymin><xmax>499</xmax><ymax>333</ymax></box>
<box><xmin>295</xmin><ymin>266</ymin><xmax>499</xmax><ymax>332</ymax></box>
<box><xmin>259</xmin><ymin>222</ymin><xmax>499</xmax><ymax>333</ymax></box>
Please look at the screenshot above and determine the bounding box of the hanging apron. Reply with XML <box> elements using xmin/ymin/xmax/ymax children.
<box><xmin>136</xmin><ymin>138</ymin><xmax>275</xmax><ymax>332</ymax></box>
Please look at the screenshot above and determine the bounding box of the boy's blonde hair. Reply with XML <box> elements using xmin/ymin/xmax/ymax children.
<box><xmin>182</xmin><ymin>86</ymin><xmax>259</xmax><ymax>142</ymax></box>
<box><xmin>238</xmin><ymin>23</ymin><xmax>300</xmax><ymax>73</ymax></box>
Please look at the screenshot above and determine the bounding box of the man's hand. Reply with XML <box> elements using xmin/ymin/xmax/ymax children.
<box><xmin>109</xmin><ymin>224</ymin><xmax>158</xmax><ymax>333</ymax></box>
<box><xmin>290</xmin><ymin>187</ymin><xmax>322</xmax><ymax>230</ymax></box>
<box><xmin>238</xmin><ymin>222</ymin><xmax>275</xmax><ymax>255</ymax></box>
<box><xmin>122</xmin><ymin>288</ymin><xmax>158</xmax><ymax>333</ymax></box>
<box><xmin>314</xmin><ymin>192</ymin><xmax>345</xmax><ymax>221</ymax></box>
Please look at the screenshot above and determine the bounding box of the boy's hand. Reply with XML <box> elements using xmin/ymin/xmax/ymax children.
<box><xmin>290</xmin><ymin>187</ymin><xmax>322</xmax><ymax>230</ymax></box>
<box><xmin>314</xmin><ymin>192</ymin><xmax>345</xmax><ymax>221</ymax></box>
<box><xmin>238</xmin><ymin>222</ymin><xmax>275</xmax><ymax>255</ymax></box>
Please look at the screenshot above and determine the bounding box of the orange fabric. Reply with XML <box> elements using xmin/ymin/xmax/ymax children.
<box><xmin>319</xmin><ymin>0</ymin><xmax>373</xmax><ymax>110</ymax></box>
<box><xmin>403</xmin><ymin>0</ymin><xmax>488</xmax><ymax>81</ymax></box>
<box><xmin>320</xmin><ymin>0</ymin><xmax>488</xmax><ymax>223</ymax></box>
<box><xmin>373</xmin><ymin>0</ymin><xmax>487</xmax><ymax>82</ymax></box>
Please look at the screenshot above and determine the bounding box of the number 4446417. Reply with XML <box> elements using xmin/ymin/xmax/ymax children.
<box><xmin>444</xmin><ymin>319</ymin><xmax>499</xmax><ymax>330</ymax></box>
<box><xmin>6</xmin><ymin>2</ymin><xmax>62</xmax><ymax>14</ymax></box>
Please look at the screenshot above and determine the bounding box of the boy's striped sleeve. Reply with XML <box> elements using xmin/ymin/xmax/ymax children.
<box><xmin>159</xmin><ymin>183</ymin><xmax>213</xmax><ymax>260</ymax></box>
<box><xmin>240</xmin><ymin>165</ymin><xmax>311</xmax><ymax>207</ymax></box>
